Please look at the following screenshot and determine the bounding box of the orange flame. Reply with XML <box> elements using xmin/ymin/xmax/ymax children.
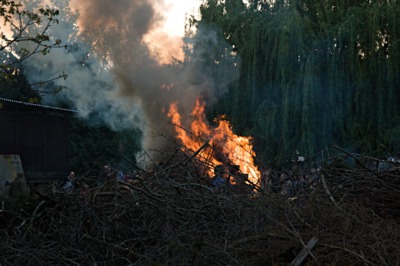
<box><xmin>167</xmin><ymin>99</ymin><xmax>261</xmax><ymax>185</ymax></box>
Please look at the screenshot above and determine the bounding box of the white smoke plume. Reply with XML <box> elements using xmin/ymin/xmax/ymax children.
<box><xmin>19</xmin><ymin>0</ymin><xmax>240</xmax><ymax>159</ymax></box>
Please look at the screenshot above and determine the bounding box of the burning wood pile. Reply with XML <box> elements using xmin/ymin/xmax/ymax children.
<box><xmin>1</xmin><ymin>147</ymin><xmax>400</xmax><ymax>265</ymax></box>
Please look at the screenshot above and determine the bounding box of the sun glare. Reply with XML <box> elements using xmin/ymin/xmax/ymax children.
<box><xmin>163</xmin><ymin>0</ymin><xmax>201</xmax><ymax>37</ymax></box>
<box><xmin>144</xmin><ymin>0</ymin><xmax>201</xmax><ymax>64</ymax></box>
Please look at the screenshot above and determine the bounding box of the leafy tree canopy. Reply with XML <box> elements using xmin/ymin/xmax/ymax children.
<box><xmin>194</xmin><ymin>0</ymin><xmax>400</xmax><ymax>167</ymax></box>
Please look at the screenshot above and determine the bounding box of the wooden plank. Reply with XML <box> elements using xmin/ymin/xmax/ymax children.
<box><xmin>290</xmin><ymin>236</ymin><xmax>319</xmax><ymax>266</ymax></box>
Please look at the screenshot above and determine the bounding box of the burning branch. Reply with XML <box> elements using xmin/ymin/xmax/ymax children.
<box><xmin>167</xmin><ymin>99</ymin><xmax>261</xmax><ymax>184</ymax></box>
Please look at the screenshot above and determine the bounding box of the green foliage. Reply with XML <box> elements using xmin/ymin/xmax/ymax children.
<box><xmin>195</xmin><ymin>0</ymin><xmax>400</xmax><ymax>166</ymax></box>
<box><xmin>0</xmin><ymin>66</ymin><xmax>40</xmax><ymax>101</ymax></box>
<box><xmin>69</xmin><ymin>117</ymin><xmax>142</xmax><ymax>175</ymax></box>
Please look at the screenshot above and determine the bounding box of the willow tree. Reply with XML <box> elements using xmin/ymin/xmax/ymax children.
<box><xmin>195</xmin><ymin>0</ymin><xmax>400</xmax><ymax>166</ymax></box>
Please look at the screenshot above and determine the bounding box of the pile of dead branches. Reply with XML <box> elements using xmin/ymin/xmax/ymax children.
<box><xmin>1</xmin><ymin>149</ymin><xmax>400</xmax><ymax>265</ymax></box>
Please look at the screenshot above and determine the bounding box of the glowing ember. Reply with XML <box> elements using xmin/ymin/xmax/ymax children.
<box><xmin>167</xmin><ymin>99</ymin><xmax>261</xmax><ymax>185</ymax></box>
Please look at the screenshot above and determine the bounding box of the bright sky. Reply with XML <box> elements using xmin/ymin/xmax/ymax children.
<box><xmin>163</xmin><ymin>0</ymin><xmax>202</xmax><ymax>37</ymax></box>
<box><xmin>143</xmin><ymin>0</ymin><xmax>202</xmax><ymax>64</ymax></box>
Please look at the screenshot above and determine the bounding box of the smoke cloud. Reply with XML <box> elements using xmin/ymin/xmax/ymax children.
<box><xmin>19</xmin><ymin>0</ymin><xmax>240</xmax><ymax>161</ymax></box>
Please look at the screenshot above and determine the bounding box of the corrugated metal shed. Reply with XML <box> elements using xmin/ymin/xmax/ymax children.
<box><xmin>0</xmin><ymin>97</ymin><xmax>76</xmax><ymax>182</ymax></box>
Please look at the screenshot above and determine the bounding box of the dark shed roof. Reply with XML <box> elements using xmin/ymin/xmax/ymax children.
<box><xmin>0</xmin><ymin>97</ymin><xmax>77</xmax><ymax>113</ymax></box>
